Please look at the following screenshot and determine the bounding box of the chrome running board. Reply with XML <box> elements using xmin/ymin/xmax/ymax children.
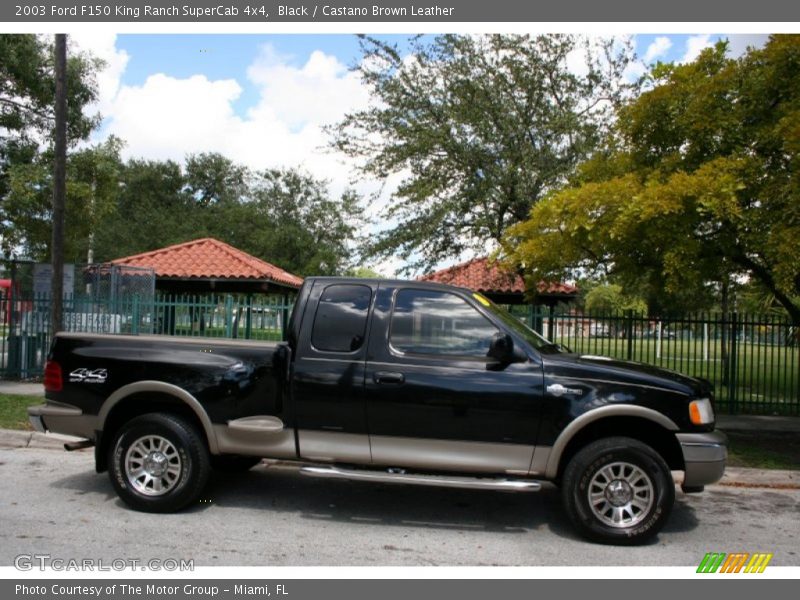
<box><xmin>299</xmin><ymin>465</ymin><xmax>541</xmax><ymax>492</ymax></box>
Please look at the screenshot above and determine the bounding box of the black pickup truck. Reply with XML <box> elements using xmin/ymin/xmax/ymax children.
<box><xmin>29</xmin><ymin>277</ymin><xmax>726</xmax><ymax>544</ymax></box>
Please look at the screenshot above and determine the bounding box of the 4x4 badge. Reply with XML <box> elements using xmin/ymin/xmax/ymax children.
<box><xmin>546</xmin><ymin>383</ymin><xmax>583</xmax><ymax>396</ymax></box>
<box><xmin>69</xmin><ymin>368</ymin><xmax>108</xmax><ymax>384</ymax></box>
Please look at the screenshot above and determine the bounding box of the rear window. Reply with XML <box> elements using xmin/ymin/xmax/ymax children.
<box><xmin>310</xmin><ymin>284</ymin><xmax>372</xmax><ymax>352</ymax></box>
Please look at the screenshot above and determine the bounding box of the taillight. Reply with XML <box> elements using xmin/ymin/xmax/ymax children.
<box><xmin>44</xmin><ymin>361</ymin><xmax>63</xmax><ymax>392</ymax></box>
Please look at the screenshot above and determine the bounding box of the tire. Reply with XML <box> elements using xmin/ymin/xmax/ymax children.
<box><xmin>210</xmin><ymin>455</ymin><xmax>262</xmax><ymax>472</ymax></box>
<box><xmin>561</xmin><ymin>436</ymin><xmax>675</xmax><ymax>545</ymax></box>
<box><xmin>108</xmin><ymin>413</ymin><xmax>210</xmax><ymax>513</ymax></box>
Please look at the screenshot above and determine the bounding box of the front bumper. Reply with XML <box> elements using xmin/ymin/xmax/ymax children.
<box><xmin>677</xmin><ymin>430</ymin><xmax>728</xmax><ymax>488</ymax></box>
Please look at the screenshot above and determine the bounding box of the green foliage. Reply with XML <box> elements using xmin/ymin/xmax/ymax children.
<box><xmin>4</xmin><ymin>137</ymin><xmax>123</xmax><ymax>262</ymax></box>
<box><xmin>506</xmin><ymin>36</ymin><xmax>800</xmax><ymax>323</ymax></box>
<box><xmin>584</xmin><ymin>283</ymin><xmax>647</xmax><ymax>314</ymax></box>
<box><xmin>90</xmin><ymin>156</ymin><xmax>361</xmax><ymax>277</ymax></box>
<box><xmin>346</xmin><ymin>266</ymin><xmax>385</xmax><ymax>278</ymax></box>
<box><xmin>330</xmin><ymin>34</ymin><xmax>637</xmax><ymax>272</ymax></box>
<box><xmin>93</xmin><ymin>155</ymin><xmax>190</xmax><ymax>261</ymax></box>
<box><xmin>0</xmin><ymin>34</ymin><xmax>101</xmax><ymax>257</ymax></box>
<box><xmin>230</xmin><ymin>168</ymin><xmax>362</xmax><ymax>276</ymax></box>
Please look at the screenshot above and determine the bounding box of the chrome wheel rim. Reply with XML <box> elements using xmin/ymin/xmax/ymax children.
<box><xmin>587</xmin><ymin>461</ymin><xmax>654</xmax><ymax>528</ymax></box>
<box><xmin>124</xmin><ymin>435</ymin><xmax>182</xmax><ymax>496</ymax></box>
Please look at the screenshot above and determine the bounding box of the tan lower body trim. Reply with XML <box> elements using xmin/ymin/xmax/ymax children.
<box><xmin>370</xmin><ymin>435</ymin><xmax>534</xmax><ymax>476</ymax></box>
<box><xmin>297</xmin><ymin>430</ymin><xmax>372</xmax><ymax>464</ymax></box>
<box><xmin>213</xmin><ymin>424</ymin><xmax>297</xmax><ymax>459</ymax></box>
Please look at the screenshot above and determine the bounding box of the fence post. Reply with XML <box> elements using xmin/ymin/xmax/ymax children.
<box><xmin>281</xmin><ymin>293</ymin><xmax>290</xmax><ymax>340</ymax></box>
<box><xmin>132</xmin><ymin>295</ymin><xmax>140</xmax><ymax>335</ymax></box>
<box><xmin>626</xmin><ymin>309</ymin><xmax>634</xmax><ymax>361</ymax></box>
<box><xmin>729</xmin><ymin>312</ymin><xmax>739</xmax><ymax>414</ymax></box>
<box><xmin>245</xmin><ymin>294</ymin><xmax>253</xmax><ymax>340</ymax></box>
<box><xmin>224</xmin><ymin>295</ymin><xmax>234</xmax><ymax>338</ymax></box>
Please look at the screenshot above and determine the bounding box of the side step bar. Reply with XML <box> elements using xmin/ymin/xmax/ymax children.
<box><xmin>300</xmin><ymin>465</ymin><xmax>542</xmax><ymax>492</ymax></box>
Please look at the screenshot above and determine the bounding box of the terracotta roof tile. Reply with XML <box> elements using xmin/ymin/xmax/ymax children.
<box><xmin>419</xmin><ymin>257</ymin><xmax>577</xmax><ymax>296</ymax></box>
<box><xmin>111</xmin><ymin>238</ymin><xmax>303</xmax><ymax>289</ymax></box>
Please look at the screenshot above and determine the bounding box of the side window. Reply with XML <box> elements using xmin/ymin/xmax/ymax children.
<box><xmin>390</xmin><ymin>289</ymin><xmax>499</xmax><ymax>357</ymax></box>
<box><xmin>311</xmin><ymin>284</ymin><xmax>372</xmax><ymax>353</ymax></box>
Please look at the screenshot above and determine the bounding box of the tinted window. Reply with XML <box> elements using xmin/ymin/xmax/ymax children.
<box><xmin>390</xmin><ymin>289</ymin><xmax>499</xmax><ymax>357</ymax></box>
<box><xmin>311</xmin><ymin>284</ymin><xmax>372</xmax><ymax>352</ymax></box>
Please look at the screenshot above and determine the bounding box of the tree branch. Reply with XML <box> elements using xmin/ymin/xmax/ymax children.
<box><xmin>0</xmin><ymin>97</ymin><xmax>54</xmax><ymax>121</ymax></box>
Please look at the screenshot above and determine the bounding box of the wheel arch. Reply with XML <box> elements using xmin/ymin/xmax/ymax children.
<box><xmin>545</xmin><ymin>405</ymin><xmax>682</xmax><ymax>480</ymax></box>
<box><xmin>95</xmin><ymin>381</ymin><xmax>219</xmax><ymax>472</ymax></box>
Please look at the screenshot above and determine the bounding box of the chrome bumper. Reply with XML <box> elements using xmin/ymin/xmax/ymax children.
<box><xmin>677</xmin><ymin>430</ymin><xmax>728</xmax><ymax>488</ymax></box>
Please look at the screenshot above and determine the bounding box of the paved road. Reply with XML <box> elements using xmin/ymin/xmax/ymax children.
<box><xmin>1</xmin><ymin>447</ymin><xmax>798</xmax><ymax>567</ymax></box>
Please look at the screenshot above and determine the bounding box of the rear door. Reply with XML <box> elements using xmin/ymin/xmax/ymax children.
<box><xmin>292</xmin><ymin>281</ymin><xmax>374</xmax><ymax>464</ymax></box>
<box><xmin>364</xmin><ymin>284</ymin><xmax>544</xmax><ymax>476</ymax></box>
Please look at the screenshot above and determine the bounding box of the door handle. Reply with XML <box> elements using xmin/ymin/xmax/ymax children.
<box><xmin>374</xmin><ymin>371</ymin><xmax>405</xmax><ymax>385</ymax></box>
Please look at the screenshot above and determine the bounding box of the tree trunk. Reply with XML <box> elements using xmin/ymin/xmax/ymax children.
<box><xmin>50</xmin><ymin>33</ymin><xmax>67</xmax><ymax>335</ymax></box>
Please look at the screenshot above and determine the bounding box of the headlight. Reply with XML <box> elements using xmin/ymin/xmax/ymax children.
<box><xmin>689</xmin><ymin>398</ymin><xmax>715</xmax><ymax>425</ymax></box>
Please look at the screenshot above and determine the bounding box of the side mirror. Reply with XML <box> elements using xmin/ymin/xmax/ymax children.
<box><xmin>488</xmin><ymin>332</ymin><xmax>518</xmax><ymax>364</ymax></box>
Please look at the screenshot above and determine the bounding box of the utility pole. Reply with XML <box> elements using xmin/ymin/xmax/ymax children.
<box><xmin>51</xmin><ymin>33</ymin><xmax>67</xmax><ymax>335</ymax></box>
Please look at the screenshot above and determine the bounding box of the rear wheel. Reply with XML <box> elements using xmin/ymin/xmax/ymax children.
<box><xmin>561</xmin><ymin>436</ymin><xmax>675</xmax><ymax>545</ymax></box>
<box><xmin>108</xmin><ymin>413</ymin><xmax>210</xmax><ymax>512</ymax></box>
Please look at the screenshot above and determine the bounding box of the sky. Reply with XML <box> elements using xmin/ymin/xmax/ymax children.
<box><xmin>70</xmin><ymin>33</ymin><xmax>770</xmax><ymax>275</ymax></box>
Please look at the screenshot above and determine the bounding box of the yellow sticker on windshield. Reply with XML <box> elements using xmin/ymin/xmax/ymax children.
<box><xmin>473</xmin><ymin>293</ymin><xmax>491</xmax><ymax>307</ymax></box>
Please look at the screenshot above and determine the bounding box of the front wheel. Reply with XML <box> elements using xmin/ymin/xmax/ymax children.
<box><xmin>561</xmin><ymin>436</ymin><xmax>675</xmax><ymax>545</ymax></box>
<box><xmin>108</xmin><ymin>413</ymin><xmax>210</xmax><ymax>512</ymax></box>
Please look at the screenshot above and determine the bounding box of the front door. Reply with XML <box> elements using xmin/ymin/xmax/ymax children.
<box><xmin>291</xmin><ymin>281</ymin><xmax>373</xmax><ymax>464</ymax></box>
<box><xmin>364</xmin><ymin>285</ymin><xmax>544</xmax><ymax>476</ymax></box>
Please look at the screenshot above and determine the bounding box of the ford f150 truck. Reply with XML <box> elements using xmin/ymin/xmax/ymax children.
<box><xmin>29</xmin><ymin>277</ymin><xmax>727</xmax><ymax>544</ymax></box>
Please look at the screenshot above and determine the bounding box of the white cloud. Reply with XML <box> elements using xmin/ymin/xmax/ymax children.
<box><xmin>681</xmin><ymin>34</ymin><xmax>713</xmax><ymax>63</ymax></box>
<box><xmin>88</xmin><ymin>40</ymin><xmax>376</xmax><ymax>198</ymax></box>
<box><xmin>70</xmin><ymin>33</ymin><xmax>129</xmax><ymax>120</ymax></box>
<box><xmin>103</xmin><ymin>73</ymin><xmax>244</xmax><ymax>161</ymax></box>
<box><xmin>644</xmin><ymin>36</ymin><xmax>672</xmax><ymax>63</ymax></box>
<box><xmin>246</xmin><ymin>44</ymin><xmax>369</xmax><ymax>131</ymax></box>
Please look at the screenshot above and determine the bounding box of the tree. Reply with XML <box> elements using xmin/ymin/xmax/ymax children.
<box><xmin>52</xmin><ymin>33</ymin><xmax>67</xmax><ymax>332</ymax></box>
<box><xmin>505</xmin><ymin>37</ymin><xmax>800</xmax><ymax>325</ymax></box>
<box><xmin>0</xmin><ymin>34</ymin><xmax>100</xmax><ymax>257</ymax></box>
<box><xmin>329</xmin><ymin>34</ymin><xmax>636</xmax><ymax>272</ymax></box>
<box><xmin>92</xmin><ymin>157</ymin><xmax>190</xmax><ymax>261</ymax></box>
<box><xmin>93</xmin><ymin>160</ymin><xmax>362</xmax><ymax>278</ymax></box>
<box><xmin>4</xmin><ymin>137</ymin><xmax>123</xmax><ymax>262</ymax></box>
<box><xmin>584</xmin><ymin>283</ymin><xmax>647</xmax><ymax>314</ymax></box>
<box><xmin>242</xmin><ymin>168</ymin><xmax>362</xmax><ymax>276</ymax></box>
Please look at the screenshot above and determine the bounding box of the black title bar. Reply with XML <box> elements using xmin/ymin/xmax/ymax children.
<box><xmin>5</xmin><ymin>0</ymin><xmax>800</xmax><ymax>22</ymax></box>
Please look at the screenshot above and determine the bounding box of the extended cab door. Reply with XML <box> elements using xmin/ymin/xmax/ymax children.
<box><xmin>291</xmin><ymin>280</ymin><xmax>374</xmax><ymax>464</ymax></box>
<box><xmin>364</xmin><ymin>284</ymin><xmax>544</xmax><ymax>476</ymax></box>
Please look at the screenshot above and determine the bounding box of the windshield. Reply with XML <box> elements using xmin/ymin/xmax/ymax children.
<box><xmin>473</xmin><ymin>293</ymin><xmax>568</xmax><ymax>354</ymax></box>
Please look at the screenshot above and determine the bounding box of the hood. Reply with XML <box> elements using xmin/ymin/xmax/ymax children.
<box><xmin>542</xmin><ymin>352</ymin><xmax>709</xmax><ymax>397</ymax></box>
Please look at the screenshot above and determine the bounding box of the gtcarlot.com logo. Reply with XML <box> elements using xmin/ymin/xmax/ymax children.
<box><xmin>697</xmin><ymin>552</ymin><xmax>773</xmax><ymax>573</ymax></box>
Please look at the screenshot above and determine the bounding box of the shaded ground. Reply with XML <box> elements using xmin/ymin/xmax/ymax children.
<box><xmin>727</xmin><ymin>430</ymin><xmax>800</xmax><ymax>470</ymax></box>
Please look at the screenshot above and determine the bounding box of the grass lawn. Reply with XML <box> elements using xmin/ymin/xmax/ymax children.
<box><xmin>726</xmin><ymin>431</ymin><xmax>800</xmax><ymax>471</ymax></box>
<box><xmin>0</xmin><ymin>393</ymin><xmax>43</xmax><ymax>430</ymax></box>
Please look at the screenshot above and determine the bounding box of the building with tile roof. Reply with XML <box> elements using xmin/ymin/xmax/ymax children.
<box><xmin>419</xmin><ymin>256</ymin><xmax>577</xmax><ymax>306</ymax></box>
<box><xmin>111</xmin><ymin>237</ymin><xmax>303</xmax><ymax>295</ymax></box>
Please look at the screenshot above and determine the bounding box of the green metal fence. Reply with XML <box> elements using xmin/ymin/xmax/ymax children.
<box><xmin>2</xmin><ymin>294</ymin><xmax>798</xmax><ymax>415</ymax></box>
<box><xmin>1</xmin><ymin>293</ymin><xmax>294</xmax><ymax>380</ymax></box>
<box><xmin>511</xmin><ymin>306</ymin><xmax>799</xmax><ymax>416</ymax></box>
